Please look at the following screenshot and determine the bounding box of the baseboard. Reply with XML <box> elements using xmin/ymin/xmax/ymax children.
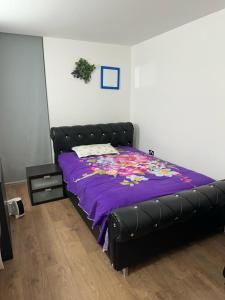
<box><xmin>5</xmin><ymin>179</ymin><xmax>26</xmax><ymax>185</ymax></box>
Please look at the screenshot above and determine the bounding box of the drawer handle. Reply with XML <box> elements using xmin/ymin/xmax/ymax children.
<box><xmin>45</xmin><ymin>188</ymin><xmax>52</xmax><ymax>192</ymax></box>
<box><xmin>44</xmin><ymin>175</ymin><xmax>51</xmax><ymax>179</ymax></box>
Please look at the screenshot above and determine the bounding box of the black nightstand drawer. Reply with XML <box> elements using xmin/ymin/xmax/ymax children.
<box><xmin>31</xmin><ymin>174</ymin><xmax>62</xmax><ymax>191</ymax></box>
<box><xmin>32</xmin><ymin>187</ymin><xmax>64</xmax><ymax>204</ymax></box>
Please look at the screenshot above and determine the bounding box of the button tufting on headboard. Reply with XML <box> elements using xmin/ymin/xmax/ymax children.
<box><xmin>50</xmin><ymin>122</ymin><xmax>134</xmax><ymax>162</ymax></box>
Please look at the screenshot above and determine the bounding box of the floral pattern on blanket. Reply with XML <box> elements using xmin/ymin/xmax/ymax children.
<box><xmin>74</xmin><ymin>148</ymin><xmax>192</xmax><ymax>186</ymax></box>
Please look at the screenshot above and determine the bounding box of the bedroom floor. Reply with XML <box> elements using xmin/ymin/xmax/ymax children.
<box><xmin>0</xmin><ymin>183</ymin><xmax>225</xmax><ymax>300</ymax></box>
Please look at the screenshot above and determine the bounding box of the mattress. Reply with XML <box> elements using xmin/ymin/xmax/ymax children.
<box><xmin>58</xmin><ymin>146</ymin><xmax>214</xmax><ymax>245</ymax></box>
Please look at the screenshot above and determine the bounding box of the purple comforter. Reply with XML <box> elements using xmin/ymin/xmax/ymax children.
<box><xmin>58</xmin><ymin>146</ymin><xmax>214</xmax><ymax>245</ymax></box>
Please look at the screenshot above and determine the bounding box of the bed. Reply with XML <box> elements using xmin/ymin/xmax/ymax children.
<box><xmin>50</xmin><ymin>122</ymin><xmax>225</xmax><ymax>275</ymax></box>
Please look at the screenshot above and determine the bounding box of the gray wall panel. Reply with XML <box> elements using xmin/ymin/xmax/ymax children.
<box><xmin>0</xmin><ymin>33</ymin><xmax>52</xmax><ymax>182</ymax></box>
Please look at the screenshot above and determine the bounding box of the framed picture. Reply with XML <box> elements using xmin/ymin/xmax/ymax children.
<box><xmin>100</xmin><ymin>66</ymin><xmax>120</xmax><ymax>90</ymax></box>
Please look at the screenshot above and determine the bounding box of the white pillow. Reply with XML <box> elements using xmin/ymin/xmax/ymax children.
<box><xmin>72</xmin><ymin>143</ymin><xmax>119</xmax><ymax>158</ymax></box>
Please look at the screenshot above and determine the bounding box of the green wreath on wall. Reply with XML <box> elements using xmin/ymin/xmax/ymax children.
<box><xmin>71</xmin><ymin>58</ymin><xmax>96</xmax><ymax>83</ymax></box>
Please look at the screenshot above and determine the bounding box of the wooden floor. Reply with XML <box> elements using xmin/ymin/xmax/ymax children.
<box><xmin>0</xmin><ymin>183</ymin><xmax>225</xmax><ymax>300</ymax></box>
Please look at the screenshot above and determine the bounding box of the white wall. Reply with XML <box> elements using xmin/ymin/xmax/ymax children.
<box><xmin>44</xmin><ymin>10</ymin><xmax>225</xmax><ymax>179</ymax></box>
<box><xmin>131</xmin><ymin>9</ymin><xmax>225</xmax><ymax>179</ymax></box>
<box><xmin>43</xmin><ymin>37</ymin><xmax>130</xmax><ymax>127</ymax></box>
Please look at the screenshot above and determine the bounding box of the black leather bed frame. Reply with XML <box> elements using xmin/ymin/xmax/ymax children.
<box><xmin>50</xmin><ymin>122</ymin><xmax>225</xmax><ymax>274</ymax></box>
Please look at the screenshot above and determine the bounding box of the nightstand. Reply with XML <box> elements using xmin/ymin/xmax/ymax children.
<box><xmin>26</xmin><ymin>163</ymin><xmax>65</xmax><ymax>206</ymax></box>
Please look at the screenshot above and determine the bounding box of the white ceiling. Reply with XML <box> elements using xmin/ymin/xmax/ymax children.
<box><xmin>1</xmin><ymin>0</ymin><xmax>225</xmax><ymax>45</ymax></box>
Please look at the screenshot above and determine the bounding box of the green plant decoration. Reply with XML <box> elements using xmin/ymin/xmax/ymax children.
<box><xmin>71</xmin><ymin>58</ymin><xmax>96</xmax><ymax>83</ymax></box>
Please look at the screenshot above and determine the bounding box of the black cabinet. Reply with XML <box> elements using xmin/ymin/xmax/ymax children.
<box><xmin>0</xmin><ymin>159</ymin><xmax>13</xmax><ymax>261</ymax></box>
<box><xmin>26</xmin><ymin>164</ymin><xmax>65</xmax><ymax>205</ymax></box>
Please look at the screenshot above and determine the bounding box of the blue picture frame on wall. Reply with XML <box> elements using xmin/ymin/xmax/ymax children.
<box><xmin>100</xmin><ymin>66</ymin><xmax>120</xmax><ymax>90</ymax></box>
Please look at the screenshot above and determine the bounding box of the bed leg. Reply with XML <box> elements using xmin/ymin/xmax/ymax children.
<box><xmin>122</xmin><ymin>267</ymin><xmax>129</xmax><ymax>277</ymax></box>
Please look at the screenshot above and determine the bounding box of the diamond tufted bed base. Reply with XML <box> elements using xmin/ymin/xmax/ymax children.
<box><xmin>50</xmin><ymin>122</ymin><xmax>225</xmax><ymax>274</ymax></box>
<box><xmin>108</xmin><ymin>180</ymin><xmax>225</xmax><ymax>271</ymax></box>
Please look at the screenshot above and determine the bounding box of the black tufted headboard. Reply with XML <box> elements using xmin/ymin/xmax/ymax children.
<box><xmin>50</xmin><ymin>122</ymin><xmax>134</xmax><ymax>162</ymax></box>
